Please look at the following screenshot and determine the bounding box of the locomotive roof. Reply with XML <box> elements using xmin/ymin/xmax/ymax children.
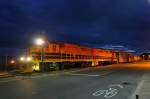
<box><xmin>47</xmin><ymin>41</ymin><xmax>134</xmax><ymax>54</ymax></box>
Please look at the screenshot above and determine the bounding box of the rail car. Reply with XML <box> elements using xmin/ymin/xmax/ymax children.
<box><xmin>26</xmin><ymin>42</ymin><xmax>140</xmax><ymax>72</ymax></box>
<box><xmin>115</xmin><ymin>51</ymin><xmax>140</xmax><ymax>63</ymax></box>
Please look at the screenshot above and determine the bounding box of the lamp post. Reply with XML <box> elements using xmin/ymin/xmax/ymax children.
<box><xmin>35</xmin><ymin>38</ymin><xmax>45</xmax><ymax>72</ymax></box>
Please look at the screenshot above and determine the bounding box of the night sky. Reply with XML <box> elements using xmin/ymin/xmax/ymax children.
<box><xmin>0</xmin><ymin>0</ymin><xmax>150</xmax><ymax>54</ymax></box>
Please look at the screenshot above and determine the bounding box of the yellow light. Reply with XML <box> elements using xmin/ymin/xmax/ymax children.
<box><xmin>33</xmin><ymin>64</ymin><xmax>40</xmax><ymax>71</ymax></box>
<box><xmin>35</xmin><ymin>38</ymin><xmax>45</xmax><ymax>46</ymax></box>
<box><xmin>20</xmin><ymin>57</ymin><xmax>25</xmax><ymax>61</ymax></box>
<box><xmin>27</xmin><ymin>57</ymin><xmax>32</xmax><ymax>61</ymax></box>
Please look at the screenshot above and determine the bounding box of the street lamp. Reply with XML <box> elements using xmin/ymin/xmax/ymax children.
<box><xmin>35</xmin><ymin>38</ymin><xmax>45</xmax><ymax>46</ymax></box>
<box><xmin>35</xmin><ymin>38</ymin><xmax>45</xmax><ymax>72</ymax></box>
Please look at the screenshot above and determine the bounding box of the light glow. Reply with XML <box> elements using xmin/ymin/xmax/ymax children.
<box><xmin>33</xmin><ymin>64</ymin><xmax>40</xmax><ymax>71</ymax></box>
<box><xmin>10</xmin><ymin>60</ymin><xmax>15</xmax><ymax>64</ymax></box>
<box><xmin>20</xmin><ymin>57</ymin><xmax>25</xmax><ymax>61</ymax></box>
<box><xmin>35</xmin><ymin>38</ymin><xmax>45</xmax><ymax>46</ymax></box>
<box><xmin>27</xmin><ymin>57</ymin><xmax>32</xmax><ymax>61</ymax></box>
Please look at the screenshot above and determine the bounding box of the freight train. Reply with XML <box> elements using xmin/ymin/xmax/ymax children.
<box><xmin>26</xmin><ymin>42</ymin><xmax>140</xmax><ymax>72</ymax></box>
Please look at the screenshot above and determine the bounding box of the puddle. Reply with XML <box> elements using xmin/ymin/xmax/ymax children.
<box><xmin>121</xmin><ymin>82</ymin><xmax>132</xmax><ymax>86</ymax></box>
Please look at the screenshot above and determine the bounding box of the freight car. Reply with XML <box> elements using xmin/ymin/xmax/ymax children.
<box><xmin>26</xmin><ymin>42</ymin><xmax>140</xmax><ymax>72</ymax></box>
<box><xmin>115</xmin><ymin>51</ymin><xmax>140</xmax><ymax>63</ymax></box>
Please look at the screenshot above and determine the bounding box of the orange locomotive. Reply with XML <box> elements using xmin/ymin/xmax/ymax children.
<box><xmin>27</xmin><ymin>42</ymin><xmax>140</xmax><ymax>72</ymax></box>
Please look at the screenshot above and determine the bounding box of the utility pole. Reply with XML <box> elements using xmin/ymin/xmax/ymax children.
<box><xmin>41</xmin><ymin>47</ymin><xmax>44</xmax><ymax>72</ymax></box>
<box><xmin>5</xmin><ymin>55</ymin><xmax>7</xmax><ymax>71</ymax></box>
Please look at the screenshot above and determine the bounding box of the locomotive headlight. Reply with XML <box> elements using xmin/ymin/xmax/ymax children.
<box><xmin>27</xmin><ymin>57</ymin><xmax>32</xmax><ymax>62</ymax></box>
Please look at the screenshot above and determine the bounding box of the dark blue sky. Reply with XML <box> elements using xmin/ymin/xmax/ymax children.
<box><xmin>0</xmin><ymin>0</ymin><xmax>150</xmax><ymax>53</ymax></box>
